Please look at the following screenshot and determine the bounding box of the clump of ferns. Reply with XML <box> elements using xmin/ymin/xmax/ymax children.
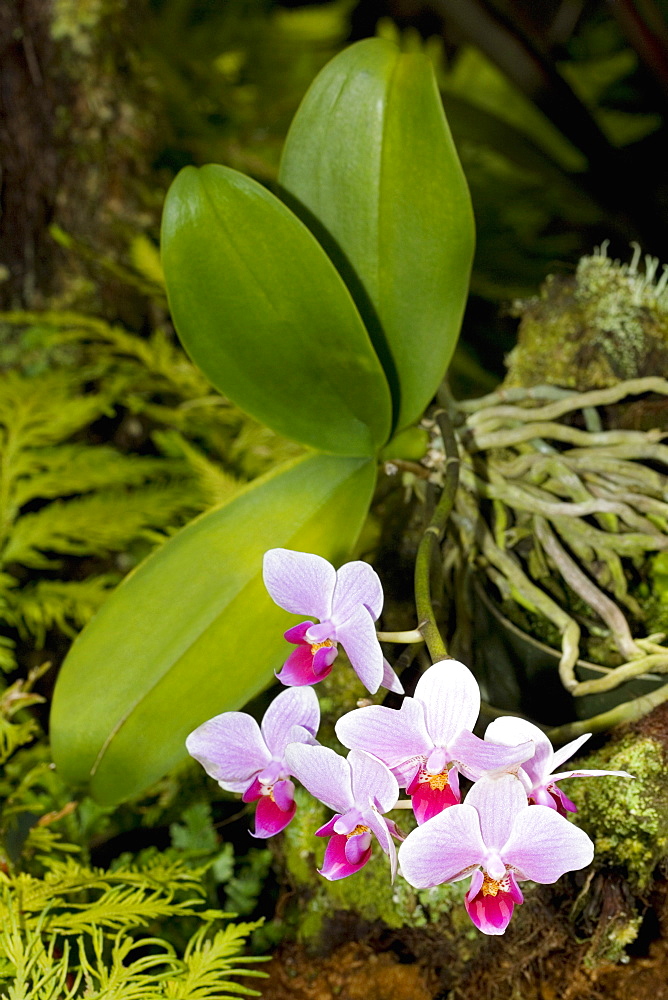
<box><xmin>0</xmin><ymin>311</ymin><xmax>300</xmax><ymax>673</ymax></box>
<box><xmin>0</xmin><ymin>666</ymin><xmax>269</xmax><ymax>998</ymax></box>
<box><xmin>0</xmin><ymin>857</ymin><xmax>269</xmax><ymax>999</ymax></box>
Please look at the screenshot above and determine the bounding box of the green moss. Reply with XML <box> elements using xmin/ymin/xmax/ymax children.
<box><xmin>323</xmin><ymin>838</ymin><xmax>468</xmax><ymax>932</ymax></box>
<box><xmin>505</xmin><ymin>246</ymin><xmax>668</xmax><ymax>390</ymax></box>
<box><xmin>564</xmin><ymin>734</ymin><xmax>668</xmax><ymax>887</ymax></box>
<box><xmin>282</xmin><ymin>787</ymin><xmax>328</xmax><ymax>890</ymax></box>
<box><xmin>282</xmin><ymin>789</ymin><xmax>471</xmax><ymax>945</ymax></box>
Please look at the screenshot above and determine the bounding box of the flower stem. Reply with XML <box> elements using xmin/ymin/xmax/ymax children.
<box><xmin>376</xmin><ymin>629</ymin><xmax>424</xmax><ymax>643</ymax></box>
<box><xmin>414</xmin><ymin>409</ymin><xmax>460</xmax><ymax>661</ymax></box>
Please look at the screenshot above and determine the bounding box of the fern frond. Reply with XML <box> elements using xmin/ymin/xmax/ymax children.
<box><xmin>0</xmin><ymin>716</ymin><xmax>40</xmax><ymax>767</ymax></box>
<box><xmin>0</xmin><ymin>370</ymin><xmax>113</xmax><ymax>450</ymax></box>
<box><xmin>163</xmin><ymin>922</ymin><xmax>269</xmax><ymax>999</ymax></box>
<box><xmin>0</xmin><ymin>575</ymin><xmax>19</xmax><ymax>670</ymax></box>
<box><xmin>17</xmin><ymin>854</ymin><xmax>209</xmax><ymax>909</ymax></box>
<box><xmin>3</xmin><ymin>576</ymin><xmax>120</xmax><ymax>645</ymax></box>
<box><xmin>24</xmin><ymin>311</ymin><xmax>212</xmax><ymax>399</ymax></box>
<box><xmin>46</xmin><ymin>884</ymin><xmax>205</xmax><ymax>935</ymax></box>
<box><xmin>23</xmin><ymin>826</ymin><xmax>82</xmax><ymax>861</ymax></box>
<box><xmin>3</xmin><ymin>484</ymin><xmax>201</xmax><ymax>567</ymax></box>
<box><xmin>0</xmin><ymin>842</ymin><xmax>270</xmax><ymax>998</ymax></box>
<box><xmin>76</xmin><ymin>928</ymin><xmax>179</xmax><ymax>999</ymax></box>
<box><xmin>11</xmin><ymin>444</ymin><xmax>189</xmax><ymax>508</ymax></box>
<box><xmin>153</xmin><ymin>430</ymin><xmax>241</xmax><ymax>507</ymax></box>
<box><xmin>0</xmin><ymin>905</ymin><xmax>80</xmax><ymax>1000</ymax></box>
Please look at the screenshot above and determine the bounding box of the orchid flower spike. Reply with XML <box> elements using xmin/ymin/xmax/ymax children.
<box><xmin>186</xmin><ymin>686</ymin><xmax>319</xmax><ymax>839</ymax></box>
<box><xmin>484</xmin><ymin>717</ymin><xmax>632</xmax><ymax>816</ymax></box>
<box><xmin>398</xmin><ymin>773</ymin><xmax>594</xmax><ymax>935</ymax></box>
<box><xmin>263</xmin><ymin>548</ymin><xmax>402</xmax><ymax>695</ymax></box>
<box><xmin>336</xmin><ymin>660</ymin><xmax>533</xmax><ymax>825</ymax></box>
<box><xmin>284</xmin><ymin>743</ymin><xmax>403</xmax><ymax>881</ymax></box>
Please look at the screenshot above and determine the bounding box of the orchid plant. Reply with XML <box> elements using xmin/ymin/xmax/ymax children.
<box><xmin>187</xmin><ymin>547</ymin><xmax>632</xmax><ymax>936</ymax></box>
<box><xmin>50</xmin><ymin>36</ymin><xmax>477</xmax><ymax>807</ymax></box>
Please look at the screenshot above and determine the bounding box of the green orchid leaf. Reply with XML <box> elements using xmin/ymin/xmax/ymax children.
<box><xmin>279</xmin><ymin>37</ymin><xmax>475</xmax><ymax>433</ymax></box>
<box><xmin>50</xmin><ymin>452</ymin><xmax>376</xmax><ymax>805</ymax></box>
<box><xmin>161</xmin><ymin>165</ymin><xmax>392</xmax><ymax>456</ymax></box>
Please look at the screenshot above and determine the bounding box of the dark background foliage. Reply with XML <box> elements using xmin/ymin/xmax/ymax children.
<box><xmin>3</xmin><ymin>0</ymin><xmax>668</xmax><ymax>377</ymax></box>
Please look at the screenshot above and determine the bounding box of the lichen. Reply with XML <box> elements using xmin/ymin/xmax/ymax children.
<box><xmin>505</xmin><ymin>244</ymin><xmax>668</xmax><ymax>390</ymax></box>
<box><xmin>564</xmin><ymin>734</ymin><xmax>668</xmax><ymax>887</ymax></box>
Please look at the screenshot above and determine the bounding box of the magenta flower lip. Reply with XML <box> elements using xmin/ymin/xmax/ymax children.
<box><xmin>262</xmin><ymin>548</ymin><xmax>403</xmax><ymax>694</ymax></box>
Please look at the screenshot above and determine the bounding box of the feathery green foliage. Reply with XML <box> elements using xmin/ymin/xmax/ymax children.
<box><xmin>0</xmin><ymin>663</ymin><xmax>270</xmax><ymax>998</ymax></box>
<box><xmin>0</xmin><ymin>311</ymin><xmax>300</xmax><ymax>671</ymax></box>
<box><xmin>0</xmin><ymin>864</ymin><xmax>268</xmax><ymax>999</ymax></box>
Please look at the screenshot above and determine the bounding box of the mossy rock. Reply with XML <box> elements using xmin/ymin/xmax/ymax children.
<box><xmin>505</xmin><ymin>249</ymin><xmax>668</xmax><ymax>393</ymax></box>
<box><xmin>564</xmin><ymin>731</ymin><xmax>668</xmax><ymax>888</ymax></box>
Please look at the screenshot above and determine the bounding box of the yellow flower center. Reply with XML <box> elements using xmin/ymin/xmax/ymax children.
<box><xmin>310</xmin><ymin>639</ymin><xmax>335</xmax><ymax>654</ymax></box>
<box><xmin>425</xmin><ymin>771</ymin><xmax>450</xmax><ymax>791</ymax></box>
<box><xmin>481</xmin><ymin>871</ymin><xmax>511</xmax><ymax>897</ymax></box>
<box><xmin>348</xmin><ymin>824</ymin><xmax>370</xmax><ymax>838</ymax></box>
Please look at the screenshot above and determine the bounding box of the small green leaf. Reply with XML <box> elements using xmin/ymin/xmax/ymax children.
<box><xmin>279</xmin><ymin>37</ymin><xmax>475</xmax><ymax>432</ymax></box>
<box><xmin>161</xmin><ymin>165</ymin><xmax>392</xmax><ymax>456</ymax></box>
<box><xmin>50</xmin><ymin>452</ymin><xmax>376</xmax><ymax>805</ymax></box>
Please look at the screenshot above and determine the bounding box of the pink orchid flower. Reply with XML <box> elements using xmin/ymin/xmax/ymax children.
<box><xmin>336</xmin><ymin>660</ymin><xmax>533</xmax><ymax>824</ymax></box>
<box><xmin>398</xmin><ymin>773</ymin><xmax>594</xmax><ymax>935</ymax></box>
<box><xmin>263</xmin><ymin>548</ymin><xmax>402</xmax><ymax>694</ymax></box>
<box><xmin>484</xmin><ymin>717</ymin><xmax>632</xmax><ymax>816</ymax></box>
<box><xmin>284</xmin><ymin>743</ymin><xmax>403</xmax><ymax>881</ymax></box>
<box><xmin>186</xmin><ymin>686</ymin><xmax>319</xmax><ymax>839</ymax></box>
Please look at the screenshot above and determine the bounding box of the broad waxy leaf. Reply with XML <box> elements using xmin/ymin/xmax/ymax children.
<box><xmin>279</xmin><ymin>37</ymin><xmax>475</xmax><ymax>433</ymax></box>
<box><xmin>161</xmin><ymin>165</ymin><xmax>392</xmax><ymax>456</ymax></box>
<box><xmin>50</xmin><ymin>452</ymin><xmax>376</xmax><ymax>805</ymax></box>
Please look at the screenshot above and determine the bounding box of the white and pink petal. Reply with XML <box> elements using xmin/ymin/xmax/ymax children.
<box><xmin>284</xmin><ymin>743</ymin><xmax>353</xmax><ymax>814</ymax></box>
<box><xmin>263</xmin><ymin>549</ymin><xmax>335</xmax><ymax>620</ymax></box>
<box><xmin>366</xmin><ymin>809</ymin><xmax>399</xmax><ymax>881</ymax></box>
<box><xmin>335</xmin><ymin>698</ymin><xmax>432</xmax><ymax>772</ymax></box>
<box><xmin>186</xmin><ymin>712</ymin><xmax>271</xmax><ymax>786</ymax></box>
<box><xmin>465</xmin><ymin>773</ymin><xmax>528</xmax><ymax>851</ymax></box>
<box><xmin>261</xmin><ymin>686</ymin><xmax>320</xmax><ymax>754</ymax></box>
<box><xmin>334</xmin><ymin>604</ymin><xmax>385</xmax><ymax>693</ymax></box>
<box><xmin>414</xmin><ymin>660</ymin><xmax>480</xmax><ymax>747</ymax></box>
<box><xmin>398</xmin><ymin>803</ymin><xmax>486</xmax><ymax>889</ymax></box>
<box><xmin>501</xmin><ymin>804</ymin><xmax>594</xmax><ymax>883</ymax></box>
<box><xmin>332</xmin><ymin>560</ymin><xmax>384</xmax><ymax>623</ymax></box>
<box><xmin>449</xmin><ymin>728</ymin><xmax>535</xmax><ymax>781</ymax></box>
<box><xmin>549</xmin><ymin>733</ymin><xmax>594</xmax><ymax>771</ymax></box>
<box><xmin>484</xmin><ymin>716</ymin><xmax>554</xmax><ymax>786</ymax></box>
<box><xmin>349</xmin><ymin>749</ymin><xmax>399</xmax><ymax>815</ymax></box>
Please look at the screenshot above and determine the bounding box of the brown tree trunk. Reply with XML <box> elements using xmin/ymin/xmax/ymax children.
<box><xmin>0</xmin><ymin>0</ymin><xmax>158</xmax><ymax>317</ymax></box>
<box><xmin>0</xmin><ymin>0</ymin><xmax>61</xmax><ymax>307</ymax></box>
